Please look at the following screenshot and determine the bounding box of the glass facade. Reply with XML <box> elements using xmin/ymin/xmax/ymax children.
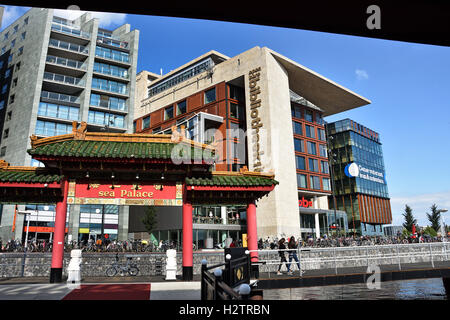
<box><xmin>78</xmin><ymin>204</ymin><xmax>119</xmax><ymax>242</ymax></box>
<box><xmin>326</xmin><ymin>119</ymin><xmax>391</xmax><ymax>236</ymax></box>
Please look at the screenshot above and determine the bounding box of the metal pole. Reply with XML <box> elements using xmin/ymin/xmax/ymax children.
<box><xmin>21</xmin><ymin>213</ymin><xmax>30</xmax><ymax>277</ymax></box>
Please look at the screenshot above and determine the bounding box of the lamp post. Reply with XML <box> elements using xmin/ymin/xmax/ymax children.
<box><xmin>325</xmin><ymin>127</ymin><xmax>339</xmax><ymax>238</ymax></box>
<box><xmin>437</xmin><ymin>209</ymin><xmax>448</xmax><ymax>242</ymax></box>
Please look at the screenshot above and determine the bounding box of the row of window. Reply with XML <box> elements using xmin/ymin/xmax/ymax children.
<box><xmin>93</xmin><ymin>62</ymin><xmax>128</xmax><ymax>78</ymax></box>
<box><xmin>292</xmin><ymin>120</ymin><xmax>326</xmax><ymax>140</ymax></box>
<box><xmin>139</xmin><ymin>87</ymin><xmax>217</xmax><ymax>131</ymax></box>
<box><xmin>296</xmin><ymin>155</ymin><xmax>329</xmax><ymax>174</ymax></box>
<box><xmin>92</xmin><ymin>77</ymin><xmax>128</xmax><ymax>95</ymax></box>
<box><xmin>95</xmin><ymin>46</ymin><xmax>130</xmax><ymax>63</ymax></box>
<box><xmin>291</xmin><ymin>103</ymin><xmax>325</xmax><ymax>125</ymax></box>
<box><xmin>87</xmin><ymin>110</ymin><xmax>125</xmax><ymax>128</ymax></box>
<box><xmin>35</xmin><ymin>120</ymin><xmax>72</xmax><ymax>136</ymax></box>
<box><xmin>294</xmin><ymin>138</ymin><xmax>328</xmax><ymax>157</ymax></box>
<box><xmin>1</xmin><ymin>31</ymin><xmax>26</xmax><ymax>54</ymax></box>
<box><xmin>90</xmin><ymin>93</ymin><xmax>127</xmax><ymax>112</ymax></box>
<box><xmin>2</xmin><ymin>16</ymin><xmax>28</xmax><ymax>41</ymax></box>
<box><xmin>297</xmin><ymin>173</ymin><xmax>331</xmax><ymax>191</ymax></box>
<box><xmin>147</xmin><ymin>58</ymin><xmax>213</xmax><ymax>97</ymax></box>
<box><xmin>38</xmin><ymin>102</ymin><xmax>80</xmax><ymax>121</ymax></box>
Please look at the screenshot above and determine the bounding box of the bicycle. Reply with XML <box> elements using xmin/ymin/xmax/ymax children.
<box><xmin>105</xmin><ymin>254</ymin><xmax>139</xmax><ymax>277</ymax></box>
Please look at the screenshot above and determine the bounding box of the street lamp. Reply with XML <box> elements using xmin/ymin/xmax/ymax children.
<box><xmin>437</xmin><ymin>209</ymin><xmax>448</xmax><ymax>242</ymax></box>
<box><xmin>325</xmin><ymin>129</ymin><xmax>339</xmax><ymax>238</ymax></box>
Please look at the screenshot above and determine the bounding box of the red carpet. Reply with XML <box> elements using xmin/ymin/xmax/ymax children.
<box><xmin>62</xmin><ymin>284</ymin><xmax>151</xmax><ymax>300</ymax></box>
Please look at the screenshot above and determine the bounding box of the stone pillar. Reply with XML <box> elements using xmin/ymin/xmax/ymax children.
<box><xmin>182</xmin><ymin>202</ymin><xmax>193</xmax><ymax>280</ymax></box>
<box><xmin>50</xmin><ymin>179</ymin><xmax>69</xmax><ymax>283</ymax></box>
<box><xmin>314</xmin><ymin>213</ymin><xmax>320</xmax><ymax>239</ymax></box>
<box><xmin>68</xmin><ymin>205</ymin><xmax>80</xmax><ymax>242</ymax></box>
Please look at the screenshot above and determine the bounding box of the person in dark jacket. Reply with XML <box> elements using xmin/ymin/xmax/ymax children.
<box><xmin>287</xmin><ymin>236</ymin><xmax>303</xmax><ymax>275</ymax></box>
<box><xmin>277</xmin><ymin>238</ymin><xmax>288</xmax><ymax>275</ymax></box>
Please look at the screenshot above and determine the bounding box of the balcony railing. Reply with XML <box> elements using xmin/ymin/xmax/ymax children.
<box><xmin>91</xmin><ymin>100</ymin><xmax>127</xmax><ymax>112</ymax></box>
<box><xmin>49</xmin><ymin>38</ymin><xmax>89</xmax><ymax>54</ymax></box>
<box><xmin>92</xmin><ymin>82</ymin><xmax>128</xmax><ymax>95</ymax></box>
<box><xmin>43</xmin><ymin>71</ymin><xmax>85</xmax><ymax>87</ymax></box>
<box><xmin>93</xmin><ymin>66</ymin><xmax>129</xmax><ymax>79</ymax></box>
<box><xmin>96</xmin><ymin>36</ymin><xmax>129</xmax><ymax>49</ymax></box>
<box><xmin>51</xmin><ymin>23</ymin><xmax>90</xmax><ymax>39</ymax></box>
<box><xmin>41</xmin><ymin>90</ymin><xmax>80</xmax><ymax>104</ymax></box>
<box><xmin>95</xmin><ymin>49</ymin><xmax>130</xmax><ymax>64</ymax></box>
<box><xmin>46</xmin><ymin>55</ymin><xmax>87</xmax><ymax>70</ymax></box>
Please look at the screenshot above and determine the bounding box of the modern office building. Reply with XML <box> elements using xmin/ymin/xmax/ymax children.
<box><xmin>0</xmin><ymin>8</ymin><xmax>139</xmax><ymax>241</ymax></box>
<box><xmin>326</xmin><ymin>119</ymin><xmax>392</xmax><ymax>236</ymax></box>
<box><xmin>134</xmin><ymin>47</ymin><xmax>370</xmax><ymax>243</ymax></box>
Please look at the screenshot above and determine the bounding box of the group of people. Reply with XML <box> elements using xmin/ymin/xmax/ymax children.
<box><xmin>276</xmin><ymin>236</ymin><xmax>303</xmax><ymax>275</ymax></box>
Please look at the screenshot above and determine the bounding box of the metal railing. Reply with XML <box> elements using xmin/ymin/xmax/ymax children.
<box><xmin>250</xmin><ymin>242</ymin><xmax>450</xmax><ymax>277</ymax></box>
<box><xmin>46</xmin><ymin>55</ymin><xmax>87</xmax><ymax>70</ymax></box>
<box><xmin>43</xmin><ymin>71</ymin><xmax>85</xmax><ymax>87</ymax></box>
<box><xmin>49</xmin><ymin>38</ymin><xmax>89</xmax><ymax>54</ymax></box>
<box><xmin>51</xmin><ymin>23</ymin><xmax>90</xmax><ymax>39</ymax></box>
<box><xmin>41</xmin><ymin>90</ymin><xmax>80</xmax><ymax>104</ymax></box>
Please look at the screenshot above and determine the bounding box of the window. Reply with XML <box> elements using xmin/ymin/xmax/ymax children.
<box><xmin>321</xmin><ymin>161</ymin><xmax>329</xmax><ymax>174</ymax></box>
<box><xmin>297</xmin><ymin>173</ymin><xmax>307</xmax><ymax>189</ymax></box>
<box><xmin>164</xmin><ymin>106</ymin><xmax>174</xmax><ymax>120</ymax></box>
<box><xmin>1</xmin><ymin>47</ymin><xmax>5</xmax><ymax>54</ymax></box>
<box><xmin>291</xmin><ymin>104</ymin><xmax>302</xmax><ymax>119</ymax></box>
<box><xmin>319</xmin><ymin>144</ymin><xmax>327</xmax><ymax>157</ymax></box>
<box><xmin>0</xmin><ymin>100</ymin><xmax>4</xmax><ymax>110</ymax></box>
<box><xmin>4</xmin><ymin>68</ymin><xmax>11</xmax><ymax>78</ymax></box>
<box><xmin>1</xmin><ymin>84</ymin><xmax>8</xmax><ymax>94</ymax></box>
<box><xmin>4</xmin><ymin>32</ymin><xmax>9</xmax><ymax>40</ymax></box>
<box><xmin>37</xmin><ymin>102</ymin><xmax>79</xmax><ymax>121</ymax></box>
<box><xmin>7</xmin><ymin>54</ymin><xmax>13</xmax><ymax>64</ymax></box>
<box><xmin>309</xmin><ymin>175</ymin><xmax>321</xmax><ymax>190</ymax></box>
<box><xmin>229</xmin><ymin>85</ymin><xmax>244</xmax><ymax>101</ymax></box>
<box><xmin>0</xmin><ymin>146</ymin><xmax>6</xmax><ymax>156</ymax></box>
<box><xmin>24</xmin><ymin>17</ymin><xmax>29</xmax><ymax>25</ymax></box>
<box><xmin>87</xmin><ymin>111</ymin><xmax>125</xmax><ymax>128</ymax></box>
<box><xmin>15</xmin><ymin>62</ymin><xmax>21</xmax><ymax>71</ymax></box>
<box><xmin>9</xmin><ymin>94</ymin><xmax>14</xmax><ymax>104</ymax></box>
<box><xmin>322</xmin><ymin>178</ymin><xmax>331</xmax><ymax>191</ymax></box>
<box><xmin>307</xmin><ymin>141</ymin><xmax>316</xmax><ymax>155</ymax></box>
<box><xmin>13</xmin><ymin>25</ymin><xmax>18</xmax><ymax>34</ymax></box>
<box><xmin>21</xmin><ymin>32</ymin><xmax>26</xmax><ymax>40</ymax></box>
<box><xmin>143</xmin><ymin>116</ymin><xmax>150</xmax><ymax>129</ymax></box>
<box><xmin>305</xmin><ymin>125</ymin><xmax>315</xmax><ymax>138</ymax></box>
<box><xmin>292</xmin><ymin>121</ymin><xmax>302</xmax><ymax>135</ymax></box>
<box><xmin>204</xmin><ymin>87</ymin><xmax>216</xmax><ymax>104</ymax></box>
<box><xmin>11</xmin><ymin>39</ymin><xmax>16</xmax><ymax>48</ymax></box>
<box><xmin>6</xmin><ymin>111</ymin><xmax>12</xmax><ymax>121</ymax></box>
<box><xmin>12</xmin><ymin>78</ymin><xmax>18</xmax><ymax>87</ymax></box>
<box><xmin>316</xmin><ymin>113</ymin><xmax>324</xmax><ymax>125</ymax></box>
<box><xmin>3</xmin><ymin>129</ymin><xmax>9</xmax><ymax>138</ymax></box>
<box><xmin>294</xmin><ymin>138</ymin><xmax>304</xmax><ymax>153</ymax></box>
<box><xmin>177</xmin><ymin>100</ymin><xmax>187</xmax><ymax>115</ymax></box>
<box><xmin>296</xmin><ymin>155</ymin><xmax>306</xmax><ymax>170</ymax></box>
<box><xmin>230</xmin><ymin>102</ymin><xmax>244</xmax><ymax>119</ymax></box>
<box><xmin>305</xmin><ymin>110</ymin><xmax>313</xmax><ymax>122</ymax></box>
<box><xmin>133</xmin><ymin>121</ymin><xmax>137</xmax><ymax>133</ymax></box>
<box><xmin>309</xmin><ymin>158</ymin><xmax>319</xmax><ymax>172</ymax></box>
<box><xmin>318</xmin><ymin>128</ymin><xmax>326</xmax><ymax>141</ymax></box>
<box><xmin>18</xmin><ymin>46</ymin><xmax>23</xmax><ymax>56</ymax></box>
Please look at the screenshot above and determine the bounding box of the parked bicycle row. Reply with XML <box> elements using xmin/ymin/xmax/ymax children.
<box><xmin>257</xmin><ymin>234</ymin><xmax>447</xmax><ymax>249</ymax></box>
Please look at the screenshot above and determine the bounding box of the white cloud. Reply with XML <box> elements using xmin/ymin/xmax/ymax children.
<box><xmin>1</xmin><ymin>6</ymin><xmax>30</xmax><ymax>30</ymax></box>
<box><xmin>389</xmin><ymin>191</ymin><xmax>450</xmax><ymax>227</ymax></box>
<box><xmin>355</xmin><ymin>69</ymin><xmax>369</xmax><ymax>80</ymax></box>
<box><xmin>53</xmin><ymin>9</ymin><xmax>127</xmax><ymax>28</ymax></box>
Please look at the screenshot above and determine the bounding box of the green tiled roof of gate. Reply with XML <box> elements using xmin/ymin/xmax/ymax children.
<box><xmin>28</xmin><ymin>140</ymin><xmax>216</xmax><ymax>161</ymax></box>
<box><xmin>0</xmin><ymin>170</ymin><xmax>63</xmax><ymax>184</ymax></box>
<box><xmin>185</xmin><ymin>175</ymin><xmax>278</xmax><ymax>187</ymax></box>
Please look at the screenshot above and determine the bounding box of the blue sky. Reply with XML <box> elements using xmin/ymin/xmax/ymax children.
<box><xmin>2</xmin><ymin>6</ymin><xmax>450</xmax><ymax>227</ymax></box>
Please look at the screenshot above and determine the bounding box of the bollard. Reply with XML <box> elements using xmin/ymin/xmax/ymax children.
<box><xmin>66</xmin><ymin>249</ymin><xmax>82</xmax><ymax>289</ymax></box>
<box><xmin>165</xmin><ymin>249</ymin><xmax>177</xmax><ymax>280</ymax></box>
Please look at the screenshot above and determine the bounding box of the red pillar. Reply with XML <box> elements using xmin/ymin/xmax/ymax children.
<box><xmin>50</xmin><ymin>179</ymin><xmax>69</xmax><ymax>283</ymax></box>
<box><xmin>182</xmin><ymin>201</ymin><xmax>193</xmax><ymax>280</ymax></box>
<box><xmin>246</xmin><ymin>201</ymin><xmax>258</xmax><ymax>263</ymax></box>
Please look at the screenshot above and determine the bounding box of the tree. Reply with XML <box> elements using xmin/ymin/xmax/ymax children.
<box><xmin>142</xmin><ymin>206</ymin><xmax>157</xmax><ymax>237</ymax></box>
<box><xmin>423</xmin><ymin>226</ymin><xmax>437</xmax><ymax>237</ymax></box>
<box><xmin>402</xmin><ymin>204</ymin><xmax>417</xmax><ymax>232</ymax></box>
<box><xmin>426</xmin><ymin>204</ymin><xmax>441</xmax><ymax>232</ymax></box>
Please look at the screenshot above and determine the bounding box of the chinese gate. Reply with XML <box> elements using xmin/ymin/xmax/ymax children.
<box><xmin>0</xmin><ymin>122</ymin><xmax>277</xmax><ymax>282</ymax></box>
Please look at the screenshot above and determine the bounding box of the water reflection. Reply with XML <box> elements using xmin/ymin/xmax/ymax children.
<box><xmin>263</xmin><ymin>278</ymin><xmax>446</xmax><ymax>300</ymax></box>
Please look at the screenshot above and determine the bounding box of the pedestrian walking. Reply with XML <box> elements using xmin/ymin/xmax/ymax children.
<box><xmin>287</xmin><ymin>236</ymin><xmax>302</xmax><ymax>275</ymax></box>
<box><xmin>277</xmin><ymin>238</ymin><xmax>288</xmax><ymax>275</ymax></box>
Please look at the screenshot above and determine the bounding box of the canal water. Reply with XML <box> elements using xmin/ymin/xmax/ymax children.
<box><xmin>263</xmin><ymin>278</ymin><xmax>447</xmax><ymax>300</ymax></box>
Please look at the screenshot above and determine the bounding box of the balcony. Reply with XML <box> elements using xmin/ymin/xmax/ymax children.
<box><xmin>41</xmin><ymin>90</ymin><xmax>80</xmax><ymax>105</ymax></box>
<box><xmin>44</xmin><ymin>72</ymin><xmax>85</xmax><ymax>87</ymax></box>
<box><xmin>95</xmin><ymin>49</ymin><xmax>130</xmax><ymax>65</ymax></box>
<box><xmin>46</xmin><ymin>55</ymin><xmax>87</xmax><ymax>70</ymax></box>
<box><xmin>91</xmin><ymin>81</ymin><xmax>128</xmax><ymax>96</ymax></box>
<box><xmin>90</xmin><ymin>100</ymin><xmax>128</xmax><ymax>113</ymax></box>
<box><xmin>96</xmin><ymin>36</ymin><xmax>129</xmax><ymax>49</ymax></box>
<box><xmin>51</xmin><ymin>23</ymin><xmax>90</xmax><ymax>39</ymax></box>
